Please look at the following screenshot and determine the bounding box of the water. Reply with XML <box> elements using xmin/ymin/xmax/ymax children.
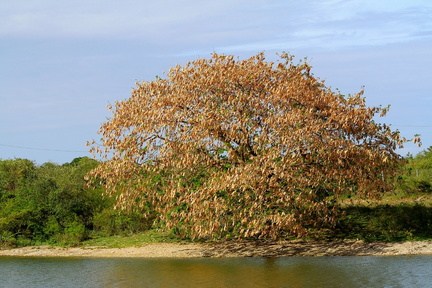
<box><xmin>0</xmin><ymin>256</ymin><xmax>431</xmax><ymax>288</ymax></box>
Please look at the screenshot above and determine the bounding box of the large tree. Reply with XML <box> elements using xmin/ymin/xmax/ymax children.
<box><xmin>88</xmin><ymin>52</ymin><xmax>410</xmax><ymax>239</ymax></box>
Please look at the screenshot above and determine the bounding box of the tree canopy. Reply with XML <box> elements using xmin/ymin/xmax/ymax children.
<box><xmin>88</xmin><ymin>52</ymin><xmax>409</xmax><ymax>239</ymax></box>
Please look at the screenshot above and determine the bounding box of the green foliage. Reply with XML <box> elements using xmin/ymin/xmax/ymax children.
<box><xmin>396</xmin><ymin>147</ymin><xmax>432</xmax><ymax>194</ymax></box>
<box><xmin>337</xmin><ymin>203</ymin><xmax>432</xmax><ymax>242</ymax></box>
<box><xmin>0</xmin><ymin>157</ymin><xmax>151</xmax><ymax>247</ymax></box>
<box><xmin>92</xmin><ymin>208</ymin><xmax>154</xmax><ymax>236</ymax></box>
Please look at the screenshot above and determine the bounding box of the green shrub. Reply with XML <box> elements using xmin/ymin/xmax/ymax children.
<box><xmin>93</xmin><ymin>208</ymin><xmax>153</xmax><ymax>236</ymax></box>
<box><xmin>57</xmin><ymin>221</ymin><xmax>87</xmax><ymax>246</ymax></box>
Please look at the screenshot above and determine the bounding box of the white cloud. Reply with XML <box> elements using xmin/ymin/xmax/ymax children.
<box><xmin>0</xmin><ymin>0</ymin><xmax>250</xmax><ymax>38</ymax></box>
<box><xmin>212</xmin><ymin>1</ymin><xmax>432</xmax><ymax>53</ymax></box>
<box><xmin>2</xmin><ymin>0</ymin><xmax>431</xmax><ymax>53</ymax></box>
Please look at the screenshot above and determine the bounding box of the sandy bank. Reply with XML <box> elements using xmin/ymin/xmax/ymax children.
<box><xmin>1</xmin><ymin>240</ymin><xmax>432</xmax><ymax>258</ymax></box>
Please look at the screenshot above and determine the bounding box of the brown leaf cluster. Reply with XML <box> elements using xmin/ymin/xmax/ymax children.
<box><xmin>87</xmin><ymin>52</ymin><xmax>406</xmax><ymax>239</ymax></box>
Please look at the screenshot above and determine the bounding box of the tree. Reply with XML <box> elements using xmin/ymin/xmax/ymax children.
<box><xmin>88</xmin><ymin>52</ymin><xmax>410</xmax><ymax>239</ymax></box>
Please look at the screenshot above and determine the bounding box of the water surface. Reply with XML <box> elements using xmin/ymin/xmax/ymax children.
<box><xmin>1</xmin><ymin>256</ymin><xmax>431</xmax><ymax>287</ymax></box>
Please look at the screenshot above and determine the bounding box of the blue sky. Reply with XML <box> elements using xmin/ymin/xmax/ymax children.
<box><xmin>1</xmin><ymin>0</ymin><xmax>431</xmax><ymax>164</ymax></box>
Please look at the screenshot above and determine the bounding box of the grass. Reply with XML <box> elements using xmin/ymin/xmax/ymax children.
<box><xmin>81</xmin><ymin>230</ymin><xmax>184</xmax><ymax>248</ymax></box>
<box><xmin>334</xmin><ymin>192</ymin><xmax>432</xmax><ymax>242</ymax></box>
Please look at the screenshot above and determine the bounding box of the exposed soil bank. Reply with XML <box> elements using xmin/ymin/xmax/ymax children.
<box><xmin>1</xmin><ymin>240</ymin><xmax>432</xmax><ymax>258</ymax></box>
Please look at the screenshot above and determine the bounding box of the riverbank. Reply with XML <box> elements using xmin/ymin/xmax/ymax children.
<box><xmin>1</xmin><ymin>240</ymin><xmax>432</xmax><ymax>258</ymax></box>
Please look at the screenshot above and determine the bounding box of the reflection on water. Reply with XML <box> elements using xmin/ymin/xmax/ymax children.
<box><xmin>0</xmin><ymin>255</ymin><xmax>431</xmax><ymax>288</ymax></box>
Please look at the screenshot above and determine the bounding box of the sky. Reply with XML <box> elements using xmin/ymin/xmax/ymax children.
<box><xmin>1</xmin><ymin>0</ymin><xmax>431</xmax><ymax>164</ymax></box>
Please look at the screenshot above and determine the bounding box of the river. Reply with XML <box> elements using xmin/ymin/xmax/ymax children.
<box><xmin>0</xmin><ymin>256</ymin><xmax>431</xmax><ymax>287</ymax></box>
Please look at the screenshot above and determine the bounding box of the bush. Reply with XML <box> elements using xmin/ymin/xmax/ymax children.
<box><xmin>56</xmin><ymin>221</ymin><xmax>87</xmax><ymax>246</ymax></box>
<box><xmin>93</xmin><ymin>208</ymin><xmax>154</xmax><ymax>236</ymax></box>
